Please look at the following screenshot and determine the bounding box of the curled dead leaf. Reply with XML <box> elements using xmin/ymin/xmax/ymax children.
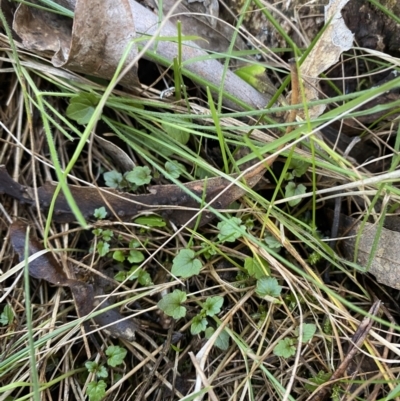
<box><xmin>0</xmin><ymin>164</ymin><xmax>266</xmax><ymax>227</ymax></box>
<box><xmin>94</xmin><ymin>134</ymin><xmax>136</xmax><ymax>171</ymax></box>
<box><xmin>9</xmin><ymin>221</ymin><xmax>137</xmax><ymax>340</ymax></box>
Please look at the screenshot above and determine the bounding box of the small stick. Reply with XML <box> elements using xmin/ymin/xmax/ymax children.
<box><xmin>309</xmin><ymin>300</ymin><xmax>381</xmax><ymax>401</ymax></box>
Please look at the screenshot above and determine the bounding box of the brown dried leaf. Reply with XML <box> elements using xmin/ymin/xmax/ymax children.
<box><xmin>53</xmin><ymin>0</ymin><xmax>139</xmax><ymax>87</ymax></box>
<box><xmin>0</xmin><ymin>165</ymin><xmax>266</xmax><ymax>227</ymax></box>
<box><xmin>9</xmin><ymin>221</ymin><xmax>93</xmax><ymax>317</ymax></box>
<box><xmin>9</xmin><ymin>221</ymin><xmax>137</xmax><ymax>339</ymax></box>
<box><xmin>13</xmin><ymin>2</ymin><xmax>72</xmax><ymax>53</ymax></box>
<box><xmin>10</xmin><ymin>221</ymin><xmax>69</xmax><ymax>284</ymax></box>
<box><xmin>93</xmin><ymin>293</ymin><xmax>137</xmax><ymax>341</ymax></box>
<box><xmin>13</xmin><ymin>0</ymin><xmax>139</xmax><ymax>87</ymax></box>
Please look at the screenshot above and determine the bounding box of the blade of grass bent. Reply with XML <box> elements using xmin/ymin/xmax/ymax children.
<box><xmin>23</xmin><ymin>226</ymin><xmax>40</xmax><ymax>401</ymax></box>
<box><xmin>207</xmin><ymin>88</ymin><xmax>230</xmax><ymax>173</ymax></box>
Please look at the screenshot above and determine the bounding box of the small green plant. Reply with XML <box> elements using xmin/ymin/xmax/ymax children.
<box><xmin>284</xmin><ymin>181</ymin><xmax>307</xmax><ymax>207</ymax></box>
<box><xmin>273</xmin><ymin>323</ymin><xmax>317</xmax><ymax>358</ymax></box>
<box><xmin>92</xmin><ymin>228</ymin><xmax>114</xmax><ymax>242</ymax></box>
<box><xmin>106</xmin><ymin>345</ymin><xmax>128</xmax><ymax>367</ymax></box>
<box><xmin>190</xmin><ymin>296</ymin><xmax>224</xmax><ymax>335</ymax></box>
<box><xmin>307</xmin><ymin>251</ymin><xmax>323</xmax><ymax>265</ymax></box>
<box><xmin>264</xmin><ymin>232</ymin><xmax>282</xmax><ymax>250</ymax></box>
<box><xmin>92</xmin><ymin>228</ymin><xmax>153</xmax><ymax>285</ymax></box>
<box><xmin>87</xmin><ymin>380</ymin><xmax>107</xmax><ymax>401</ymax></box>
<box><xmin>205</xmin><ymin>327</ymin><xmax>230</xmax><ymax>351</ymax></box>
<box><xmin>200</xmin><ymin>242</ymin><xmax>217</xmax><ymax>259</ymax></box>
<box><xmin>284</xmin><ymin>159</ymin><xmax>310</xmax><ymax>181</ymax></box>
<box><xmin>161</xmin><ymin>121</ymin><xmax>190</xmax><ymax>145</ymax></box>
<box><xmin>305</xmin><ymin>370</ymin><xmax>341</xmax><ymax>398</ymax></box>
<box><xmin>96</xmin><ymin>241</ymin><xmax>110</xmax><ymax>257</ymax></box>
<box><xmin>103</xmin><ymin>170</ymin><xmax>123</xmax><ymax>189</ymax></box>
<box><xmin>100</xmin><ymin>229</ymin><xmax>113</xmax><ymax>242</ymax></box>
<box><xmin>217</xmin><ymin>217</ymin><xmax>246</xmax><ymax>243</ymax></box>
<box><xmin>243</xmin><ymin>256</ymin><xmax>270</xmax><ymax>279</ymax></box>
<box><xmin>103</xmin><ymin>165</ymin><xmax>153</xmax><ymax>191</ymax></box>
<box><xmin>93</xmin><ymin>206</ymin><xmax>107</xmax><ymax>220</ymax></box>
<box><xmin>304</xmin><ymin>370</ymin><xmax>332</xmax><ymax>392</ymax></box>
<box><xmin>92</xmin><ymin>226</ymin><xmax>114</xmax><ymax>257</ymax></box>
<box><xmin>115</xmin><ymin>267</ymin><xmax>153</xmax><ymax>286</ymax></box>
<box><xmin>134</xmin><ymin>215</ymin><xmax>166</xmax><ymax>227</ymax></box>
<box><xmin>282</xmin><ymin>159</ymin><xmax>309</xmax><ymax>207</ymax></box>
<box><xmin>85</xmin><ymin>345</ymin><xmax>127</xmax><ymax>401</ymax></box>
<box><xmin>66</xmin><ymin>92</ymin><xmax>99</xmax><ymax>125</ymax></box>
<box><xmin>255</xmin><ymin>277</ymin><xmax>282</xmax><ymax>299</ymax></box>
<box><xmin>171</xmin><ymin>249</ymin><xmax>202</xmax><ymax>278</ymax></box>
<box><xmin>125</xmin><ymin>165</ymin><xmax>152</xmax><ymax>186</ymax></box>
<box><xmin>157</xmin><ymin>289</ymin><xmax>187</xmax><ymax>319</ymax></box>
<box><xmin>0</xmin><ymin>304</ymin><xmax>14</xmax><ymax>326</ymax></box>
<box><xmin>295</xmin><ymin>323</ymin><xmax>317</xmax><ymax>343</ymax></box>
<box><xmin>157</xmin><ymin>290</ymin><xmax>226</xmax><ymax>349</ymax></box>
<box><xmin>164</xmin><ymin>160</ymin><xmax>186</xmax><ymax>179</ymax></box>
<box><xmin>273</xmin><ymin>337</ymin><xmax>296</xmax><ymax>358</ymax></box>
<box><xmin>236</xmin><ymin>256</ymin><xmax>272</xmax><ymax>293</ymax></box>
<box><xmin>85</xmin><ymin>361</ymin><xmax>108</xmax><ymax>379</ymax></box>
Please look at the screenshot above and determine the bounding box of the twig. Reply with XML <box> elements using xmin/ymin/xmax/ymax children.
<box><xmin>308</xmin><ymin>300</ymin><xmax>381</xmax><ymax>401</ymax></box>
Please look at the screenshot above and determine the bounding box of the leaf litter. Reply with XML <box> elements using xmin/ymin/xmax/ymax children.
<box><xmin>9</xmin><ymin>220</ymin><xmax>138</xmax><ymax>341</ymax></box>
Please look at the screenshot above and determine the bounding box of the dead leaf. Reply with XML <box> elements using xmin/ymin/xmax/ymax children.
<box><xmin>13</xmin><ymin>2</ymin><xmax>72</xmax><ymax>53</ymax></box>
<box><xmin>0</xmin><ymin>164</ymin><xmax>266</xmax><ymax>227</ymax></box>
<box><xmin>13</xmin><ymin>0</ymin><xmax>139</xmax><ymax>88</ymax></box>
<box><xmin>94</xmin><ymin>134</ymin><xmax>136</xmax><ymax>172</ymax></box>
<box><xmin>10</xmin><ymin>221</ymin><xmax>94</xmax><ymax>317</ymax></box>
<box><xmin>92</xmin><ymin>298</ymin><xmax>136</xmax><ymax>341</ymax></box>
<box><xmin>92</xmin><ymin>285</ymin><xmax>137</xmax><ymax>342</ymax></box>
<box><xmin>339</xmin><ymin>213</ymin><xmax>400</xmax><ymax>290</ymax></box>
<box><xmin>9</xmin><ymin>0</ymin><xmax>272</xmax><ymax>110</ymax></box>
<box><xmin>9</xmin><ymin>221</ymin><xmax>138</xmax><ymax>340</ymax></box>
<box><xmin>300</xmin><ymin>0</ymin><xmax>354</xmax><ymax>118</ymax></box>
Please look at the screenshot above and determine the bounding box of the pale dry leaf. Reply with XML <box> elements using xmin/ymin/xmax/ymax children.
<box><xmin>300</xmin><ymin>0</ymin><xmax>354</xmax><ymax>118</ymax></box>
<box><xmin>340</xmin><ymin>214</ymin><xmax>400</xmax><ymax>290</ymax></box>
<box><xmin>94</xmin><ymin>134</ymin><xmax>136</xmax><ymax>171</ymax></box>
<box><xmin>52</xmin><ymin>0</ymin><xmax>140</xmax><ymax>87</ymax></box>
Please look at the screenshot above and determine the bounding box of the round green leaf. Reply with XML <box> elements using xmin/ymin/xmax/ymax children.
<box><xmin>125</xmin><ymin>166</ymin><xmax>152</xmax><ymax>186</ymax></box>
<box><xmin>171</xmin><ymin>249</ymin><xmax>202</xmax><ymax>278</ymax></box>
<box><xmin>157</xmin><ymin>289</ymin><xmax>187</xmax><ymax>319</ymax></box>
